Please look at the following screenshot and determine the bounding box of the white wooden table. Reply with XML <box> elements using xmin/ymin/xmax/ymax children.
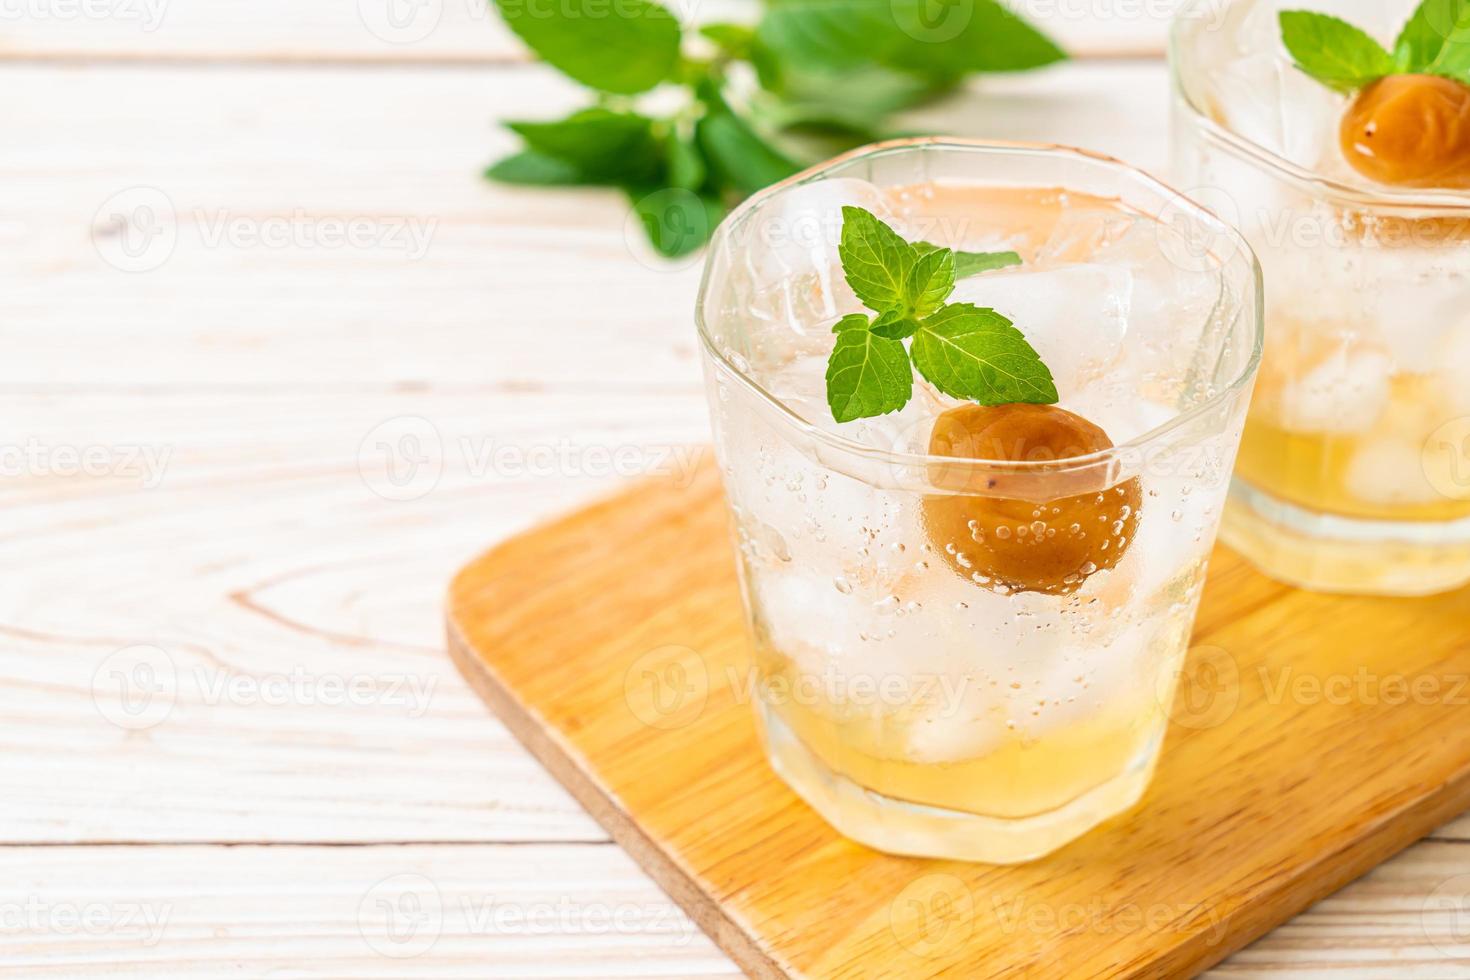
<box><xmin>4</xmin><ymin>2</ymin><xmax>1470</xmax><ymax>975</ymax></box>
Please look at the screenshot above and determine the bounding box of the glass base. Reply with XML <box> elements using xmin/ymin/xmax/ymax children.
<box><xmin>1223</xmin><ymin>480</ymin><xmax>1470</xmax><ymax>597</ymax></box>
<box><xmin>756</xmin><ymin>700</ymin><xmax>1157</xmax><ymax>864</ymax></box>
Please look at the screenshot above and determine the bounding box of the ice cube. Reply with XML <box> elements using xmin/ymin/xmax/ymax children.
<box><xmin>948</xmin><ymin>263</ymin><xmax>1132</xmax><ymax>391</ymax></box>
<box><xmin>1345</xmin><ymin>437</ymin><xmax>1443</xmax><ymax>506</ymax></box>
<box><xmin>1375</xmin><ymin>269</ymin><xmax>1470</xmax><ymax>374</ymax></box>
<box><xmin>737</xmin><ymin>177</ymin><xmax>896</xmax><ymax>332</ymax></box>
<box><xmin>1269</xmin><ymin>344</ymin><xmax>1392</xmax><ymax>434</ymax></box>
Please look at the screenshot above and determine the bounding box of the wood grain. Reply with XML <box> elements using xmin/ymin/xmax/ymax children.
<box><xmin>447</xmin><ymin>460</ymin><xmax>1470</xmax><ymax>978</ymax></box>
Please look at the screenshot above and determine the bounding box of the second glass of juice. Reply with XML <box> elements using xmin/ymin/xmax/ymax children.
<box><xmin>699</xmin><ymin>140</ymin><xmax>1262</xmax><ymax>862</ymax></box>
<box><xmin>1173</xmin><ymin>0</ymin><xmax>1470</xmax><ymax>594</ymax></box>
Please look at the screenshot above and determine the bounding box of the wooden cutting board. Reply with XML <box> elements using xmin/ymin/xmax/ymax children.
<box><xmin>445</xmin><ymin>456</ymin><xmax>1470</xmax><ymax>979</ymax></box>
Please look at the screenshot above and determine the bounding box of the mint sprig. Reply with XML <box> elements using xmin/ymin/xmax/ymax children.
<box><xmin>486</xmin><ymin>0</ymin><xmax>1063</xmax><ymax>257</ymax></box>
<box><xmin>1282</xmin><ymin>1</ymin><xmax>1470</xmax><ymax>93</ymax></box>
<box><xmin>825</xmin><ymin>206</ymin><xmax>1057</xmax><ymax>423</ymax></box>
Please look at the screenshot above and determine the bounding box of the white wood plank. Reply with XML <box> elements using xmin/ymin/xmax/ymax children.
<box><xmin>0</xmin><ymin>0</ymin><xmax>1184</xmax><ymax>62</ymax></box>
<box><xmin>0</xmin><ymin>387</ymin><xmax>711</xmax><ymax>843</ymax></box>
<box><xmin>4</xmin><ymin>842</ymin><xmax>1470</xmax><ymax>978</ymax></box>
<box><xmin>0</xmin><ymin>844</ymin><xmax>741</xmax><ymax>977</ymax></box>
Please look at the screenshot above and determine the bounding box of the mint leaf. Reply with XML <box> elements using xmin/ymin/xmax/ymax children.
<box><xmin>956</xmin><ymin>250</ymin><xmax>1022</xmax><ymax>278</ymax></box>
<box><xmin>1394</xmin><ymin>0</ymin><xmax>1470</xmax><ymax>77</ymax></box>
<box><xmin>1280</xmin><ymin>10</ymin><xmax>1395</xmax><ymax>93</ymax></box>
<box><xmin>915</xmin><ymin>242</ymin><xmax>1022</xmax><ymax>279</ymax></box>
<box><xmin>493</xmin><ymin>0</ymin><xmax>681</xmax><ymax>95</ymax></box>
<box><xmin>699</xmin><ymin>22</ymin><xmax>756</xmax><ymax>59</ymax></box>
<box><xmin>906</xmin><ymin>245</ymin><xmax>955</xmax><ymax>318</ymax></box>
<box><xmin>750</xmin><ymin>37</ymin><xmax>946</xmax><ymax>118</ymax></box>
<box><xmin>910</xmin><ymin>304</ymin><xmax>1058</xmax><ymax>406</ymax></box>
<box><xmin>825</xmin><ymin>207</ymin><xmax>1052</xmax><ymax>421</ymax></box>
<box><xmin>696</xmin><ymin>105</ymin><xmax>800</xmax><ymax>196</ymax></box>
<box><xmin>826</xmin><ymin>318</ymin><xmax>913</xmax><ymax>422</ymax></box>
<box><xmin>665</xmin><ymin>129</ymin><xmax>707</xmax><ymax>190</ymax></box>
<box><xmin>756</xmin><ymin>0</ymin><xmax>1062</xmax><ymax>82</ymax></box>
<box><xmin>884</xmin><ymin>0</ymin><xmax>1065</xmax><ymax>75</ymax></box>
<box><xmin>486</xmin><ymin>150</ymin><xmax>589</xmax><ymax>186</ymax></box>
<box><xmin>839</xmin><ymin>206</ymin><xmax>916</xmax><ymax>311</ymax></box>
<box><xmin>507</xmin><ymin>109</ymin><xmax>662</xmax><ymax>183</ymax></box>
<box><xmin>869</xmin><ymin>308</ymin><xmax>921</xmax><ymax>340</ymax></box>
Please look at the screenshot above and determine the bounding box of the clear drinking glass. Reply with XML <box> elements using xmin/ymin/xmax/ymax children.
<box><xmin>696</xmin><ymin>139</ymin><xmax>1262</xmax><ymax>862</ymax></box>
<box><xmin>1172</xmin><ymin>0</ymin><xmax>1470</xmax><ymax>595</ymax></box>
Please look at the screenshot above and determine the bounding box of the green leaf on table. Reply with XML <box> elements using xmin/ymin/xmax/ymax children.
<box><xmin>751</xmin><ymin>32</ymin><xmax>946</xmax><ymax>116</ymax></box>
<box><xmin>493</xmin><ymin>0</ymin><xmax>681</xmax><ymax>94</ymax></box>
<box><xmin>1279</xmin><ymin>10</ymin><xmax>1395</xmax><ymax>92</ymax></box>
<box><xmin>909</xmin><ymin>303</ymin><xmax>1058</xmax><ymax>405</ymax></box>
<box><xmin>628</xmin><ymin>187</ymin><xmax>723</xmax><ymax>257</ymax></box>
<box><xmin>507</xmin><ymin>109</ymin><xmax>662</xmax><ymax>184</ymax></box>
<box><xmin>486</xmin><ymin>150</ymin><xmax>590</xmax><ymax>185</ymax></box>
<box><xmin>1394</xmin><ymin>0</ymin><xmax>1470</xmax><ymax>78</ymax></box>
<box><xmin>699</xmin><ymin>22</ymin><xmax>757</xmax><ymax>59</ymax></box>
<box><xmin>884</xmin><ymin>0</ymin><xmax>1065</xmax><ymax>75</ymax></box>
<box><xmin>825</xmin><ymin>316</ymin><xmax>913</xmax><ymax>422</ymax></box>
<box><xmin>696</xmin><ymin>106</ymin><xmax>801</xmax><ymax>196</ymax></box>
<box><xmin>756</xmin><ymin>0</ymin><xmax>1063</xmax><ymax>83</ymax></box>
<box><xmin>665</xmin><ymin>129</ymin><xmax>707</xmax><ymax>190</ymax></box>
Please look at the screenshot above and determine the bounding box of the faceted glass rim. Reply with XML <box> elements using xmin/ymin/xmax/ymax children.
<box><xmin>694</xmin><ymin>137</ymin><xmax>1265</xmax><ymax>475</ymax></box>
<box><xmin>1169</xmin><ymin>0</ymin><xmax>1470</xmax><ymax>211</ymax></box>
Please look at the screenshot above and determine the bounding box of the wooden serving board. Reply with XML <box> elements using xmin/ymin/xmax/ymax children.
<box><xmin>445</xmin><ymin>457</ymin><xmax>1470</xmax><ymax>979</ymax></box>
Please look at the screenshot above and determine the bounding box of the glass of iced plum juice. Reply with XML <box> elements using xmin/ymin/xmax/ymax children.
<box><xmin>697</xmin><ymin>140</ymin><xmax>1262</xmax><ymax>862</ymax></box>
<box><xmin>1173</xmin><ymin>0</ymin><xmax>1470</xmax><ymax>594</ymax></box>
